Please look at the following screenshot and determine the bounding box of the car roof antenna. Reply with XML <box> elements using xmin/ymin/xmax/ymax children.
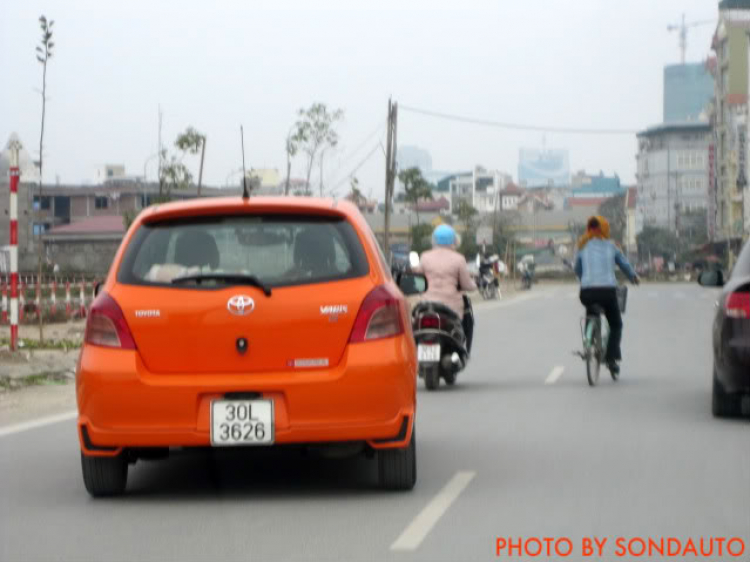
<box><xmin>240</xmin><ymin>125</ymin><xmax>249</xmax><ymax>199</ymax></box>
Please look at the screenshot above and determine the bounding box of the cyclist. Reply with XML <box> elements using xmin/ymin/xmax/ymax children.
<box><xmin>574</xmin><ymin>216</ymin><xmax>639</xmax><ymax>374</ymax></box>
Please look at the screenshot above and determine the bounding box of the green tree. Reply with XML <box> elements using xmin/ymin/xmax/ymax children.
<box><xmin>346</xmin><ymin>176</ymin><xmax>367</xmax><ymax>210</ymax></box>
<box><xmin>456</xmin><ymin>199</ymin><xmax>478</xmax><ymax>233</ymax></box>
<box><xmin>410</xmin><ymin>223</ymin><xmax>433</xmax><ymax>254</ymax></box>
<box><xmin>492</xmin><ymin>211</ymin><xmax>519</xmax><ymax>257</ymax></box>
<box><xmin>455</xmin><ymin>200</ymin><xmax>479</xmax><ymax>258</ymax></box>
<box><xmin>175</xmin><ymin>127</ymin><xmax>206</xmax><ymax>195</ymax></box>
<box><xmin>292</xmin><ymin>103</ymin><xmax>344</xmax><ymax>196</ymax></box>
<box><xmin>598</xmin><ymin>194</ymin><xmax>626</xmax><ymax>246</ymax></box>
<box><xmin>160</xmin><ymin>149</ymin><xmax>192</xmax><ymax>196</ymax></box>
<box><xmin>637</xmin><ymin>226</ymin><xmax>680</xmax><ymax>261</ymax></box>
<box><xmin>35</xmin><ymin>15</ymin><xmax>54</xmax><ymax>343</ymax></box>
<box><xmin>398</xmin><ymin>167</ymin><xmax>433</xmax><ymax>226</ymax></box>
<box><xmin>678</xmin><ymin>208</ymin><xmax>708</xmax><ymax>247</ymax></box>
<box><xmin>284</xmin><ymin>127</ymin><xmax>304</xmax><ymax>195</ymax></box>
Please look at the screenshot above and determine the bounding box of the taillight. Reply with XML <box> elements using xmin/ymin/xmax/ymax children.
<box><xmin>725</xmin><ymin>292</ymin><xmax>750</xmax><ymax>319</ymax></box>
<box><xmin>349</xmin><ymin>285</ymin><xmax>404</xmax><ymax>343</ymax></box>
<box><xmin>84</xmin><ymin>292</ymin><xmax>137</xmax><ymax>349</ymax></box>
<box><xmin>420</xmin><ymin>315</ymin><xmax>440</xmax><ymax>330</ymax></box>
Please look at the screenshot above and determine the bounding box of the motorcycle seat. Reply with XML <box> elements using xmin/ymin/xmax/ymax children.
<box><xmin>412</xmin><ymin>300</ymin><xmax>461</xmax><ymax>321</ymax></box>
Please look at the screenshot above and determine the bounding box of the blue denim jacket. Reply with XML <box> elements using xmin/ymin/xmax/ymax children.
<box><xmin>574</xmin><ymin>239</ymin><xmax>637</xmax><ymax>288</ymax></box>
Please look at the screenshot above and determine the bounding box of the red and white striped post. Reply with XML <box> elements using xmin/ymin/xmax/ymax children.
<box><xmin>50</xmin><ymin>278</ymin><xmax>57</xmax><ymax>315</ymax></box>
<box><xmin>79</xmin><ymin>279</ymin><xmax>85</xmax><ymax>317</ymax></box>
<box><xmin>8</xmin><ymin>141</ymin><xmax>21</xmax><ymax>350</ymax></box>
<box><xmin>35</xmin><ymin>276</ymin><xmax>41</xmax><ymax>320</ymax></box>
<box><xmin>1</xmin><ymin>278</ymin><xmax>7</xmax><ymax>324</ymax></box>
<box><xmin>65</xmin><ymin>280</ymin><xmax>71</xmax><ymax>318</ymax></box>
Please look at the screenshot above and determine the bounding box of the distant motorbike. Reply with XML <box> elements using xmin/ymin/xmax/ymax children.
<box><xmin>475</xmin><ymin>255</ymin><xmax>499</xmax><ymax>300</ymax></box>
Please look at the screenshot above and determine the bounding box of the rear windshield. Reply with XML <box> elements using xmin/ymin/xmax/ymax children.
<box><xmin>117</xmin><ymin>215</ymin><xmax>370</xmax><ymax>288</ymax></box>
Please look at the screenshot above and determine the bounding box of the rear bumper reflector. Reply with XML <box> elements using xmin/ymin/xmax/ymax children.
<box><xmin>372</xmin><ymin>415</ymin><xmax>410</xmax><ymax>444</ymax></box>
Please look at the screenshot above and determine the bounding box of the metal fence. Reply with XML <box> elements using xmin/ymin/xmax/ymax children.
<box><xmin>1</xmin><ymin>274</ymin><xmax>102</xmax><ymax>324</ymax></box>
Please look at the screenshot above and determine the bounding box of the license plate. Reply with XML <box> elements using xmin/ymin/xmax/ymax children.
<box><xmin>418</xmin><ymin>344</ymin><xmax>441</xmax><ymax>362</ymax></box>
<box><xmin>211</xmin><ymin>399</ymin><xmax>274</xmax><ymax>446</ymax></box>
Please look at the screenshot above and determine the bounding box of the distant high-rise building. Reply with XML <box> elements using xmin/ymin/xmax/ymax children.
<box><xmin>397</xmin><ymin>146</ymin><xmax>432</xmax><ymax>174</ymax></box>
<box><xmin>663</xmin><ymin>63</ymin><xmax>714</xmax><ymax>123</ymax></box>
<box><xmin>518</xmin><ymin>148</ymin><xmax>570</xmax><ymax>187</ymax></box>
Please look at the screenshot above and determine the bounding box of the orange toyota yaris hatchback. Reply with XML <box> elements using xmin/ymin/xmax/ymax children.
<box><xmin>76</xmin><ymin>196</ymin><xmax>417</xmax><ymax>496</ymax></box>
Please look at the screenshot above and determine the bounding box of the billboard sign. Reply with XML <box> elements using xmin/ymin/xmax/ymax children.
<box><xmin>518</xmin><ymin>149</ymin><xmax>570</xmax><ymax>187</ymax></box>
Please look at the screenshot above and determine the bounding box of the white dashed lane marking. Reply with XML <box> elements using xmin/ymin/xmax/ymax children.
<box><xmin>391</xmin><ymin>471</ymin><xmax>476</xmax><ymax>551</ymax></box>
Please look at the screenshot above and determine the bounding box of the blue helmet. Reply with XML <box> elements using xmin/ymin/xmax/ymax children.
<box><xmin>433</xmin><ymin>224</ymin><xmax>456</xmax><ymax>246</ymax></box>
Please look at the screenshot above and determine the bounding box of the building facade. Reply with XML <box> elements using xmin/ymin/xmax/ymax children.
<box><xmin>711</xmin><ymin>0</ymin><xmax>750</xmax><ymax>238</ymax></box>
<box><xmin>636</xmin><ymin>122</ymin><xmax>712</xmax><ymax>232</ymax></box>
<box><xmin>448</xmin><ymin>167</ymin><xmax>512</xmax><ymax>213</ymax></box>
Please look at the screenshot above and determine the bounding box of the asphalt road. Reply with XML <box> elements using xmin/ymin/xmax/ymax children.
<box><xmin>1</xmin><ymin>283</ymin><xmax>748</xmax><ymax>562</ymax></box>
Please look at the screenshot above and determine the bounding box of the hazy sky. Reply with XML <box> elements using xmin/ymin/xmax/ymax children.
<box><xmin>1</xmin><ymin>0</ymin><xmax>718</xmax><ymax>197</ymax></box>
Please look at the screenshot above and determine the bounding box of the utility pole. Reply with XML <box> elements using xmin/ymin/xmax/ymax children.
<box><xmin>384</xmin><ymin>99</ymin><xmax>398</xmax><ymax>265</ymax></box>
<box><xmin>667</xmin><ymin>144</ymin><xmax>672</xmax><ymax>231</ymax></box>
<box><xmin>158</xmin><ymin>105</ymin><xmax>163</xmax><ymax>195</ymax></box>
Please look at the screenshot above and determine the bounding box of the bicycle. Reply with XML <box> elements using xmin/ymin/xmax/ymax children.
<box><xmin>575</xmin><ymin>285</ymin><xmax>628</xmax><ymax>386</ymax></box>
<box><xmin>578</xmin><ymin>306</ymin><xmax>616</xmax><ymax>386</ymax></box>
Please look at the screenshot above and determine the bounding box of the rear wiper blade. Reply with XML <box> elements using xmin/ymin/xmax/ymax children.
<box><xmin>172</xmin><ymin>273</ymin><xmax>272</xmax><ymax>296</ymax></box>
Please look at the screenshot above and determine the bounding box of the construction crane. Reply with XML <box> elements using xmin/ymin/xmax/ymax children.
<box><xmin>667</xmin><ymin>14</ymin><xmax>715</xmax><ymax>65</ymax></box>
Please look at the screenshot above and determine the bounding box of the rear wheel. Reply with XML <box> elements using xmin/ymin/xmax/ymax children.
<box><xmin>378</xmin><ymin>427</ymin><xmax>416</xmax><ymax>490</ymax></box>
<box><xmin>585</xmin><ymin>319</ymin><xmax>601</xmax><ymax>387</ymax></box>
<box><xmin>81</xmin><ymin>452</ymin><xmax>128</xmax><ymax>497</ymax></box>
<box><xmin>443</xmin><ymin>370</ymin><xmax>457</xmax><ymax>386</ymax></box>
<box><xmin>424</xmin><ymin>365</ymin><xmax>440</xmax><ymax>390</ymax></box>
<box><xmin>712</xmin><ymin>370</ymin><xmax>741</xmax><ymax>418</ymax></box>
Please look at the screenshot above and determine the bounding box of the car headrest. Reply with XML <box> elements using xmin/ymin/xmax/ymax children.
<box><xmin>174</xmin><ymin>230</ymin><xmax>219</xmax><ymax>269</ymax></box>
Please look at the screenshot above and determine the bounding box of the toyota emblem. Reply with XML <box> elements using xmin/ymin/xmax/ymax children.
<box><xmin>227</xmin><ymin>295</ymin><xmax>255</xmax><ymax>316</ymax></box>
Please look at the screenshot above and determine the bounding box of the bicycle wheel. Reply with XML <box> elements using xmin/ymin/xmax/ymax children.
<box><xmin>585</xmin><ymin>317</ymin><xmax>601</xmax><ymax>386</ymax></box>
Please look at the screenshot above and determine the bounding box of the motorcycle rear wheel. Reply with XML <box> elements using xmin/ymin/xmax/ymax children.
<box><xmin>424</xmin><ymin>365</ymin><xmax>440</xmax><ymax>390</ymax></box>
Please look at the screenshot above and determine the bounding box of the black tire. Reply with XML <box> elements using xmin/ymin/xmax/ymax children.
<box><xmin>424</xmin><ymin>365</ymin><xmax>440</xmax><ymax>390</ymax></box>
<box><xmin>443</xmin><ymin>370</ymin><xmax>457</xmax><ymax>386</ymax></box>
<box><xmin>378</xmin><ymin>428</ymin><xmax>416</xmax><ymax>490</ymax></box>
<box><xmin>586</xmin><ymin>319</ymin><xmax>601</xmax><ymax>387</ymax></box>
<box><xmin>81</xmin><ymin>452</ymin><xmax>128</xmax><ymax>497</ymax></box>
<box><xmin>712</xmin><ymin>371</ymin><xmax>741</xmax><ymax>418</ymax></box>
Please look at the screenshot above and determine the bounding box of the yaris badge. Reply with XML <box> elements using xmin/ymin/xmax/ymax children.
<box><xmin>227</xmin><ymin>295</ymin><xmax>255</xmax><ymax>316</ymax></box>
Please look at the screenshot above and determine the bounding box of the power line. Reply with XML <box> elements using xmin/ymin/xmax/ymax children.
<box><xmin>329</xmin><ymin>119</ymin><xmax>386</xmax><ymax>176</ymax></box>
<box><xmin>400</xmin><ymin>104</ymin><xmax>638</xmax><ymax>135</ymax></box>
<box><xmin>330</xmin><ymin>142</ymin><xmax>383</xmax><ymax>194</ymax></box>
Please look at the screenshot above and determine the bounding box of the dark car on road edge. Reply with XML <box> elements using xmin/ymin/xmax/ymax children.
<box><xmin>699</xmin><ymin>239</ymin><xmax>750</xmax><ymax>418</ymax></box>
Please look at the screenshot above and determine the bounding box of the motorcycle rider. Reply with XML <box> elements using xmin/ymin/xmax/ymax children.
<box><xmin>574</xmin><ymin>215</ymin><xmax>639</xmax><ymax>375</ymax></box>
<box><xmin>413</xmin><ymin>224</ymin><xmax>476</xmax><ymax>353</ymax></box>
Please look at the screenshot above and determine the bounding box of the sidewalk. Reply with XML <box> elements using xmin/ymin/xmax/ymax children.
<box><xmin>0</xmin><ymin>321</ymin><xmax>84</xmax><ymax>390</ymax></box>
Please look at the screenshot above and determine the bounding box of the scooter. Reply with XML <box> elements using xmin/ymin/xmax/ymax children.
<box><xmin>396</xmin><ymin>252</ymin><xmax>472</xmax><ymax>391</ymax></box>
<box><xmin>411</xmin><ymin>296</ymin><xmax>472</xmax><ymax>390</ymax></box>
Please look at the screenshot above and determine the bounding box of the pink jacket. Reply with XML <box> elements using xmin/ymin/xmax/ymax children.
<box><xmin>415</xmin><ymin>247</ymin><xmax>476</xmax><ymax>317</ymax></box>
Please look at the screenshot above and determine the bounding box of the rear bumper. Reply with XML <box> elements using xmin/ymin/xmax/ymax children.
<box><xmin>717</xmin><ymin>358</ymin><xmax>750</xmax><ymax>394</ymax></box>
<box><xmin>76</xmin><ymin>337</ymin><xmax>416</xmax><ymax>456</ymax></box>
<box><xmin>717</xmin><ymin>320</ymin><xmax>750</xmax><ymax>394</ymax></box>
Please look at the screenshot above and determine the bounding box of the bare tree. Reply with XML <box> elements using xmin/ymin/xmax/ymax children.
<box><xmin>35</xmin><ymin>15</ymin><xmax>54</xmax><ymax>342</ymax></box>
<box><xmin>175</xmin><ymin>126</ymin><xmax>206</xmax><ymax>196</ymax></box>
<box><xmin>292</xmin><ymin>103</ymin><xmax>344</xmax><ymax>197</ymax></box>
